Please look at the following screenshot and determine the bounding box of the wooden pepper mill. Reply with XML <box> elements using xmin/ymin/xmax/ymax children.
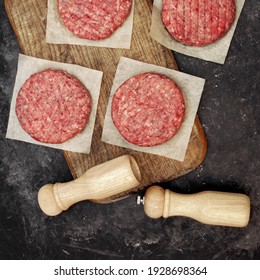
<box><xmin>138</xmin><ymin>185</ymin><xmax>250</xmax><ymax>227</ymax></box>
<box><xmin>38</xmin><ymin>155</ymin><xmax>141</xmax><ymax>216</ymax></box>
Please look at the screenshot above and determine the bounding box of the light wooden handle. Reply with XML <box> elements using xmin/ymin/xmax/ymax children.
<box><xmin>38</xmin><ymin>155</ymin><xmax>141</xmax><ymax>216</ymax></box>
<box><xmin>144</xmin><ymin>186</ymin><xmax>250</xmax><ymax>227</ymax></box>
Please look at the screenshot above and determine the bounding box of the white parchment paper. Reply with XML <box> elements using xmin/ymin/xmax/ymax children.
<box><xmin>101</xmin><ymin>57</ymin><xmax>205</xmax><ymax>162</ymax></box>
<box><xmin>6</xmin><ymin>54</ymin><xmax>103</xmax><ymax>154</ymax></box>
<box><xmin>46</xmin><ymin>0</ymin><xmax>135</xmax><ymax>49</ymax></box>
<box><xmin>150</xmin><ymin>0</ymin><xmax>245</xmax><ymax>64</ymax></box>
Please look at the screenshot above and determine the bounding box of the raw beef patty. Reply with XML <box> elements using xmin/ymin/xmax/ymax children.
<box><xmin>112</xmin><ymin>72</ymin><xmax>185</xmax><ymax>147</ymax></box>
<box><xmin>58</xmin><ymin>0</ymin><xmax>132</xmax><ymax>40</ymax></box>
<box><xmin>16</xmin><ymin>69</ymin><xmax>91</xmax><ymax>144</ymax></box>
<box><xmin>162</xmin><ymin>0</ymin><xmax>236</xmax><ymax>46</ymax></box>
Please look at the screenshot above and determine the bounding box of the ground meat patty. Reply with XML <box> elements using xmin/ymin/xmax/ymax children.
<box><xmin>112</xmin><ymin>72</ymin><xmax>185</xmax><ymax>147</ymax></box>
<box><xmin>162</xmin><ymin>0</ymin><xmax>236</xmax><ymax>47</ymax></box>
<box><xmin>16</xmin><ymin>69</ymin><xmax>91</xmax><ymax>144</ymax></box>
<box><xmin>58</xmin><ymin>0</ymin><xmax>132</xmax><ymax>40</ymax></box>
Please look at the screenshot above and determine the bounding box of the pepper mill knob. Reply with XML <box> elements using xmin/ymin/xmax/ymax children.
<box><xmin>143</xmin><ymin>185</ymin><xmax>165</xmax><ymax>219</ymax></box>
<box><xmin>38</xmin><ymin>155</ymin><xmax>141</xmax><ymax>216</ymax></box>
<box><xmin>143</xmin><ymin>185</ymin><xmax>250</xmax><ymax>227</ymax></box>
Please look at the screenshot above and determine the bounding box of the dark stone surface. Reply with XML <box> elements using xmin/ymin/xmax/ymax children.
<box><xmin>0</xmin><ymin>0</ymin><xmax>259</xmax><ymax>260</ymax></box>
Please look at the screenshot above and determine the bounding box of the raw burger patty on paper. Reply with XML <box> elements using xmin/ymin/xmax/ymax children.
<box><xmin>16</xmin><ymin>69</ymin><xmax>91</xmax><ymax>144</ymax></box>
<box><xmin>112</xmin><ymin>72</ymin><xmax>185</xmax><ymax>147</ymax></box>
<box><xmin>57</xmin><ymin>0</ymin><xmax>132</xmax><ymax>40</ymax></box>
<box><xmin>162</xmin><ymin>0</ymin><xmax>236</xmax><ymax>46</ymax></box>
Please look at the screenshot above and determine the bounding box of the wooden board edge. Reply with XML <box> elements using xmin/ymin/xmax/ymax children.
<box><xmin>5</xmin><ymin>0</ymin><xmax>26</xmax><ymax>54</ymax></box>
<box><xmin>63</xmin><ymin>150</ymin><xmax>82</xmax><ymax>179</ymax></box>
<box><xmin>194</xmin><ymin>116</ymin><xmax>208</xmax><ymax>164</ymax></box>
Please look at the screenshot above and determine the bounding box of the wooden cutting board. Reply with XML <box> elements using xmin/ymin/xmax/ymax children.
<box><xmin>5</xmin><ymin>0</ymin><xmax>207</xmax><ymax>203</ymax></box>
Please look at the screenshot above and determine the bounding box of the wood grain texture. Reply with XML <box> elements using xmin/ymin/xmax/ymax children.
<box><xmin>143</xmin><ymin>186</ymin><xmax>250</xmax><ymax>227</ymax></box>
<box><xmin>5</xmin><ymin>0</ymin><xmax>207</xmax><ymax>203</ymax></box>
<box><xmin>38</xmin><ymin>155</ymin><xmax>141</xmax><ymax>216</ymax></box>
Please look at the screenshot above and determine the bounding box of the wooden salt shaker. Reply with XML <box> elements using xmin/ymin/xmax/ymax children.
<box><xmin>139</xmin><ymin>185</ymin><xmax>250</xmax><ymax>227</ymax></box>
<box><xmin>38</xmin><ymin>155</ymin><xmax>141</xmax><ymax>216</ymax></box>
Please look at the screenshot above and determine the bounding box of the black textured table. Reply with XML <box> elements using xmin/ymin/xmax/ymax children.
<box><xmin>0</xmin><ymin>0</ymin><xmax>259</xmax><ymax>260</ymax></box>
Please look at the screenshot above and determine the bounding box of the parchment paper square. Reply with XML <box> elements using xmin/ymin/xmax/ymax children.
<box><xmin>6</xmin><ymin>54</ymin><xmax>103</xmax><ymax>154</ymax></box>
<box><xmin>101</xmin><ymin>57</ymin><xmax>205</xmax><ymax>162</ymax></box>
<box><xmin>46</xmin><ymin>0</ymin><xmax>135</xmax><ymax>49</ymax></box>
<box><xmin>150</xmin><ymin>0</ymin><xmax>245</xmax><ymax>64</ymax></box>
